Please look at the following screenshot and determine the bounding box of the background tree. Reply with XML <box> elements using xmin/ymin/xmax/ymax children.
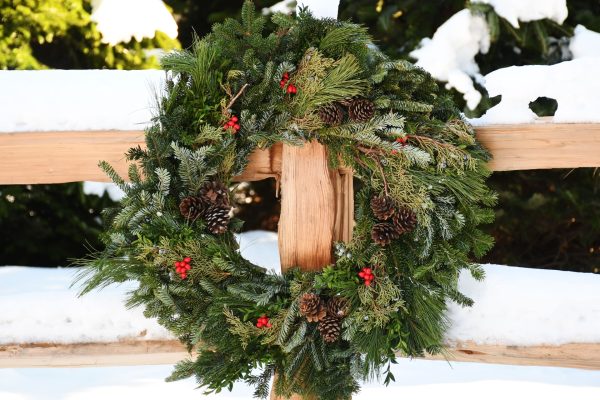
<box><xmin>0</xmin><ymin>0</ymin><xmax>180</xmax><ymax>266</ymax></box>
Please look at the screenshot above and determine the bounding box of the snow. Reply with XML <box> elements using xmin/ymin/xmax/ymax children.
<box><xmin>91</xmin><ymin>0</ymin><xmax>178</xmax><ymax>45</ymax></box>
<box><xmin>0</xmin><ymin>70</ymin><xmax>164</xmax><ymax>132</ymax></box>
<box><xmin>2</xmin><ymin>230</ymin><xmax>600</xmax><ymax>397</ymax></box>
<box><xmin>470</xmin><ymin>57</ymin><xmax>600</xmax><ymax>125</ymax></box>
<box><xmin>83</xmin><ymin>182</ymin><xmax>126</xmax><ymax>201</ymax></box>
<box><xmin>410</xmin><ymin>9</ymin><xmax>490</xmax><ymax>110</ymax></box>
<box><xmin>262</xmin><ymin>0</ymin><xmax>295</xmax><ymax>15</ymax></box>
<box><xmin>447</xmin><ymin>265</ymin><xmax>600</xmax><ymax>345</ymax></box>
<box><xmin>2</xmin><ymin>231</ymin><xmax>600</xmax><ymax>346</ymax></box>
<box><xmin>297</xmin><ymin>0</ymin><xmax>340</xmax><ymax>19</ymax></box>
<box><xmin>570</xmin><ymin>25</ymin><xmax>600</xmax><ymax>59</ymax></box>
<box><xmin>472</xmin><ymin>0</ymin><xmax>568</xmax><ymax>28</ymax></box>
<box><xmin>2</xmin><ymin>360</ymin><xmax>600</xmax><ymax>400</ymax></box>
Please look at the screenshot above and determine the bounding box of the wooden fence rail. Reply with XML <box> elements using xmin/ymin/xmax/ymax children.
<box><xmin>2</xmin><ymin>122</ymin><xmax>600</xmax><ymax>185</ymax></box>
<box><xmin>2</xmin><ymin>121</ymin><xmax>600</xmax><ymax>373</ymax></box>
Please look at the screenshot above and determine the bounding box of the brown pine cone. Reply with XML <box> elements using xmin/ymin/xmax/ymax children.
<box><xmin>179</xmin><ymin>196</ymin><xmax>208</xmax><ymax>220</ymax></box>
<box><xmin>371</xmin><ymin>222</ymin><xmax>400</xmax><ymax>246</ymax></box>
<box><xmin>199</xmin><ymin>181</ymin><xmax>229</xmax><ymax>206</ymax></box>
<box><xmin>348</xmin><ymin>98</ymin><xmax>375</xmax><ymax>122</ymax></box>
<box><xmin>205</xmin><ymin>204</ymin><xmax>231</xmax><ymax>234</ymax></box>
<box><xmin>370</xmin><ymin>195</ymin><xmax>396</xmax><ymax>221</ymax></box>
<box><xmin>318</xmin><ymin>103</ymin><xmax>344</xmax><ymax>126</ymax></box>
<box><xmin>391</xmin><ymin>207</ymin><xmax>417</xmax><ymax>234</ymax></box>
<box><xmin>299</xmin><ymin>293</ymin><xmax>326</xmax><ymax>322</ymax></box>
<box><xmin>326</xmin><ymin>297</ymin><xmax>349</xmax><ymax>318</ymax></box>
<box><xmin>318</xmin><ymin>316</ymin><xmax>342</xmax><ymax>343</ymax></box>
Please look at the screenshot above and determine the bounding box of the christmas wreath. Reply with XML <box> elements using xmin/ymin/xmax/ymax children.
<box><xmin>77</xmin><ymin>2</ymin><xmax>495</xmax><ymax>399</ymax></box>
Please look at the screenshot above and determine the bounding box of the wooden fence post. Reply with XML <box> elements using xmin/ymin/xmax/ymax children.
<box><xmin>272</xmin><ymin>140</ymin><xmax>353</xmax><ymax>399</ymax></box>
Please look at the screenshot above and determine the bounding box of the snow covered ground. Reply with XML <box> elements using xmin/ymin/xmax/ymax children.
<box><xmin>1</xmin><ymin>231</ymin><xmax>600</xmax><ymax>398</ymax></box>
<box><xmin>1</xmin><ymin>359</ymin><xmax>600</xmax><ymax>400</ymax></box>
<box><xmin>2</xmin><ymin>231</ymin><xmax>600</xmax><ymax>346</ymax></box>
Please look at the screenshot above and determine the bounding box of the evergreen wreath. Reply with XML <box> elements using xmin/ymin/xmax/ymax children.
<box><xmin>76</xmin><ymin>2</ymin><xmax>495</xmax><ymax>399</ymax></box>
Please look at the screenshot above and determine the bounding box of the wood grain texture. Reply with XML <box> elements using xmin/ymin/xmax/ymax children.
<box><xmin>0</xmin><ymin>131</ymin><xmax>145</xmax><ymax>184</ymax></box>
<box><xmin>3</xmin><ymin>123</ymin><xmax>600</xmax><ymax>185</ymax></box>
<box><xmin>0</xmin><ymin>340</ymin><xmax>187</xmax><ymax>368</ymax></box>
<box><xmin>3</xmin><ymin>339</ymin><xmax>599</xmax><ymax>371</ymax></box>
<box><xmin>476</xmin><ymin>122</ymin><xmax>600</xmax><ymax>171</ymax></box>
<box><xmin>277</xmin><ymin>141</ymin><xmax>336</xmax><ymax>271</ymax></box>
<box><xmin>426</xmin><ymin>341</ymin><xmax>600</xmax><ymax>371</ymax></box>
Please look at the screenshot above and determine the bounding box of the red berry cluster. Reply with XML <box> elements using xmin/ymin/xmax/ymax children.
<box><xmin>279</xmin><ymin>72</ymin><xmax>298</xmax><ymax>95</ymax></box>
<box><xmin>395</xmin><ymin>135</ymin><xmax>409</xmax><ymax>145</ymax></box>
<box><xmin>223</xmin><ymin>115</ymin><xmax>240</xmax><ymax>133</ymax></box>
<box><xmin>174</xmin><ymin>257</ymin><xmax>192</xmax><ymax>279</ymax></box>
<box><xmin>279</xmin><ymin>72</ymin><xmax>290</xmax><ymax>88</ymax></box>
<box><xmin>256</xmin><ymin>314</ymin><xmax>272</xmax><ymax>328</ymax></box>
<box><xmin>358</xmin><ymin>267</ymin><xmax>375</xmax><ymax>286</ymax></box>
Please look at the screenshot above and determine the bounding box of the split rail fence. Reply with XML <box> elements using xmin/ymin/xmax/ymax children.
<box><xmin>1</xmin><ymin>74</ymin><xmax>600</xmax><ymax>372</ymax></box>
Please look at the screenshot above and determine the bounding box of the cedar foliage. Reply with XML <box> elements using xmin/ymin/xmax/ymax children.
<box><xmin>75</xmin><ymin>3</ymin><xmax>494</xmax><ymax>398</ymax></box>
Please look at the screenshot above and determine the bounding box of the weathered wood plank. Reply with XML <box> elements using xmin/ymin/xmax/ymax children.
<box><xmin>0</xmin><ymin>340</ymin><xmax>187</xmax><ymax>368</ymax></box>
<box><xmin>476</xmin><ymin>122</ymin><xmax>600</xmax><ymax>171</ymax></box>
<box><xmin>2</xmin><ymin>123</ymin><xmax>600</xmax><ymax>185</ymax></box>
<box><xmin>426</xmin><ymin>341</ymin><xmax>600</xmax><ymax>371</ymax></box>
<box><xmin>2</xmin><ymin>340</ymin><xmax>599</xmax><ymax>370</ymax></box>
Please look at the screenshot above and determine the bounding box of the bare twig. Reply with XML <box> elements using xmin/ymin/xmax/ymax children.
<box><xmin>225</xmin><ymin>83</ymin><xmax>249</xmax><ymax>112</ymax></box>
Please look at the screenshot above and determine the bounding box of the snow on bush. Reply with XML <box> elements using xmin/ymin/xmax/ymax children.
<box><xmin>471</xmin><ymin>0</ymin><xmax>567</xmax><ymax>28</ymax></box>
<box><xmin>570</xmin><ymin>25</ymin><xmax>600</xmax><ymax>59</ymax></box>
<box><xmin>470</xmin><ymin>57</ymin><xmax>600</xmax><ymax>125</ymax></box>
<box><xmin>411</xmin><ymin>0</ymin><xmax>569</xmax><ymax>110</ymax></box>
<box><xmin>91</xmin><ymin>0</ymin><xmax>178</xmax><ymax>45</ymax></box>
<box><xmin>410</xmin><ymin>9</ymin><xmax>489</xmax><ymax>110</ymax></box>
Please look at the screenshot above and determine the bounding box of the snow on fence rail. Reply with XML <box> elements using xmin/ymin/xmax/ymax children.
<box><xmin>2</xmin><ymin>70</ymin><xmax>600</xmax><ymax>370</ymax></box>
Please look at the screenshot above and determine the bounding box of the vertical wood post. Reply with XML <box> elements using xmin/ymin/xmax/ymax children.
<box><xmin>272</xmin><ymin>141</ymin><xmax>353</xmax><ymax>399</ymax></box>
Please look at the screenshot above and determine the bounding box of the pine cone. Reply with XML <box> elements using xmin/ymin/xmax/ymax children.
<box><xmin>179</xmin><ymin>196</ymin><xmax>208</xmax><ymax>220</ymax></box>
<box><xmin>199</xmin><ymin>181</ymin><xmax>229</xmax><ymax>206</ymax></box>
<box><xmin>318</xmin><ymin>103</ymin><xmax>344</xmax><ymax>126</ymax></box>
<box><xmin>348</xmin><ymin>98</ymin><xmax>375</xmax><ymax>122</ymax></box>
<box><xmin>299</xmin><ymin>293</ymin><xmax>326</xmax><ymax>322</ymax></box>
<box><xmin>371</xmin><ymin>222</ymin><xmax>400</xmax><ymax>246</ymax></box>
<box><xmin>205</xmin><ymin>204</ymin><xmax>231</xmax><ymax>234</ymax></box>
<box><xmin>370</xmin><ymin>195</ymin><xmax>396</xmax><ymax>221</ymax></box>
<box><xmin>318</xmin><ymin>316</ymin><xmax>342</xmax><ymax>343</ymax></box>
<box><xmin>391</xmin><ymin>207</ymin><xmax>417</xmax><ymax>234</ymax></box>
<box><xmin>326</xmin><ymin>297</ymin><xmax>349</xmax><ymax>318</ymax></box>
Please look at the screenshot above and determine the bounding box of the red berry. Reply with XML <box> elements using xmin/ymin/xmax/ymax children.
<box><xmin>292</xmin><ymin>86</ymin><xmax>297</xmax><ymax>94</ymax></box>
<box><xmin>266</xmin><ymin>322</ymin><xmax>272</xmax><ymax>328</ymax></box>
<box><xmin>185</xmin><ymin>265</ymin><xmax>191</xmax><ymax>270</ymax></box>
<box><xmin>286</xmin><ymin>85</ymin><xmax>294</xmax><ymax>93</ymax></box>
<box><xmin>283</xmin><ymin>72</ymin><xmax>289</xmax><ymax>78</ymax></box>
<box><xmin>184</xmin><ymin>257</ymin><xmax>191</xmax><ymax>263</ymax></box>
<box><xmin>233</xmin><ymin>124</ymin><xmax>240</xmax><ymax>130</ymax></box>
<box><xmin>231</xmin><ymin>116</ymin><xmax>238</xmax><ymax>122</ymax></box>
<box><xmin>363</xmin><ymin>268</ymin><xmax>371</xmax><ymax>274</ymax></box>
<box><xmin>256</xmin><ymin>322</ymin><xmax>263</xmax><ymax>328</ymax></box>
<box><xmin>365</xmin><ymin>280</ymin><xmax>371</xmax><ymax>286</ymax></box>
<box><xmin>358</xmin><ymin>271</ymin><xmax>365</xmax><ymax>278</ymax></box>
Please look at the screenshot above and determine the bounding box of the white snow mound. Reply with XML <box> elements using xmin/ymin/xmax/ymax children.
<box><xmin>91</xmin><ymin>0</ymin><xmax>178</xmax><ymax>45</ymax></box>
<box><xmin>471</xmin><ymin>58</ymin><xmax>600</xmax><ymax>125</ymax></box>
<box><xmin>570</xmin><ymin>25</ymin><xmax>600</xmax><ymax>59</ymax></box>
<box><xmin>410</xmin><ymin>9</ymin><xmax>490</xmax><ymax>110</ymax></box>
<box><xmin>472</xmin><ymin>0</ymin><xmax>568</xmax><ymax>28</ymax></box>
<box><xmin>2</xmin><ymin>231</ymin><xmax>600</xmax><ymax>346</ymax></box>
<box><xmin>0</xmin><ymin>70</ymin><xmax>164</xmax><ymax>132</ymax></box>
